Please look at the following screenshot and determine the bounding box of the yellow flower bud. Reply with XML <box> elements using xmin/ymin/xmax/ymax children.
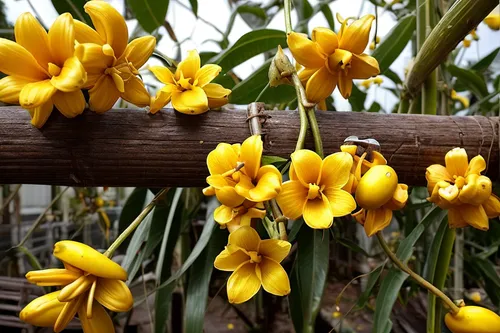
<box><xmin>444</xmin><ymin>306</ymin><xmax>500</xmax><ymax>333</ymax></box>
<box><xmin>356</xmin><ymin>165</ymin><xmax>398</xmax><ymax>210</ymax></box>
<box><xmin>19</xmin><ymin>291</ymin><xmax>65</xmax><ymax>327</ymax></box>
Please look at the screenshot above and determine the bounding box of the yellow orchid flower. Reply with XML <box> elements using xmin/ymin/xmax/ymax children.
<box><xmin>149</xmin><ymin>50</ymin><xmax>232</xmax><ymax>114</ymax></box>
<box><xmin>445</xmin><ymin>306</ymin><xmax>500</xmax><ymax>333</ymax></box>
<box><xmin>276</xmin><ymin>150</ymin><xmax>356</xmax><ymax>229</ymax></box>
<box><xmin>426</xmin><ymin>148</ymin><xmax>500</xmax><ymax>230</ymax></box>
<box><xmin>451</xmin><ymin>89</ymin><xmax>470</xmax><ymax>108</ymax></box>
<box><xmin>214</xmin><ymin>200</ymin><xmax>266</xmax><ymax>232</ymax></box>
<box><xmin>484</xmin><ymin>6</ymin><xmax>500</xmax><ymax>31</ymax></box>
<box><xmin>20</xmin><ymin>241</ymin><xmax>132</xmax><ymax>332</ymax></box>
<box><xmin>287</xmin><ymin>15</ymin><xmax>380</xmax><ymax>102</ymax></box>
<box><xmin>0</xmin><ymin>12</ymin><xmax>87</xmax><ymax>128</ymax></box>
<box><xmin>74</xmin><ymin>0</ymin><xmax>155</xmax><ymax>113</ymax></box>
<box><xmin>214</xmin><ymin>226</ymin><xmax>291</xmax><ymax>303</ymax></box>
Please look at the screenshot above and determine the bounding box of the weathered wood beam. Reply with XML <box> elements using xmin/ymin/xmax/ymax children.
<box><xmin>0</xmin><ymin>107</ymin><xmax>498</xmax><ymax>187</ymax></box>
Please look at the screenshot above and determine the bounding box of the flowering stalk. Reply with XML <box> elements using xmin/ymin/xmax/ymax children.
<box><xmin>376</xmin><ymin>231</ymin><xmax>460</xmax><ymax>315</ymax></box>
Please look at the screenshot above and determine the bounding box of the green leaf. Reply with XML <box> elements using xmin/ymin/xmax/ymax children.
<box><xmin>223</xmin><ymin>5</ymin><xmax>268</xmax><ymax>45</ymax></box>
<box><xmin>448</xmin><ymin>65</ymin><xmax>489</xmax><ymax>99</ymax></box>
<box><xmin>349</xmin><ymin>84</ymin><xmax>367</xmax><ymax>111</ymax></box>
<box><xmin>51</xmin><ymin>0</ymin><xmax>91</xmax><ymax>25</ymax></box>
<box><xmin>126</xmin><ymin>0</ymin><xmax>169</xmax><ymax>33</ymax></box>
<box><xmin>210</xmin><ymin>29</ymin><xmax>287</xmax><ymax>73</ymax></box>
<box><xmin>188</xmin><ymin>0</ymin><xmax>198</xmax><ymax>17</ymax></box>
<box><xmin>473</xmin><ymin>257</ymin><xmax>500</xmax><ymax>288</ymax></box>
<box><xmin>470</xmin><ymin>47</ymin><xmax>500</xmax><ymax>72</ymax></box>
<box><xmin>289</xmin><ymin>227</ymin><xmax>329</xmax><ymax>333</ymax></box>
<box><xmin>373</xmin><ymin>206</ymin><xmax>447</xmax><ymax>332</ymax></box>
<box><xmin>294</xmin><ymin>0</ymin><xmax>313</xmax><ymax>32</ymax></box>
<box><xmin>261</xmin><ymin>155</ymin><xmax>288</xmax><ymax>166</ymax></box>
<box><xmin>184</xmin><ymin>227</ymin><xmax>227</xmax><ymax>333</ymax></box>
<box><xmin>288</xmin><ymin>219</ymin><xmax>304</xmax><ymax>243</ymax></box>
<box><xmin>372</xmin><ymin>14</ymin><xmax>416</xmax><ymax>73</ymax></box>
<box><xmin>118</xmin><ymin>188</ymin><xmax>148</xmax><ymax>250</ymax></box>
<box><xmin>320</xmin><ymin>4</ymin><xmax>335</xmax><ymax>30</ymax></box>
<box><xmin>353</xmin><ymin>261</ymin><xmax>386</xmax><ymax>310</ymax></box>
<box><xmin>368</xmin><ymin>102</ymin><xmax>382</xmax><ymax>113</ymax></box>
<box><xmin>336</xmin><ymin>236</ymin><xmax>372</xmax><ymax>257</ymax></box>
<box><xmin>384</xmin><ymin>68</ymin><xmax>403</xmax><ymax>85</ymax></box>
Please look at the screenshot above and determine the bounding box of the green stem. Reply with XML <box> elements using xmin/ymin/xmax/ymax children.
<box><xmin>294</xmin><ymin>85</ymin><xmax>309</xmax><ymax>151</ymax></box>
<box><xmin>284</xmin><ymin>0</ymin><xmax>293</xmax><ymax>34</ymax></box>
<box><xmin>0</xmin><ymin>184</ymin><xmax>22</xmax><ymax>215</ymax></box>
<box><xmin>104</xmin><ymin>188</ymin><xmax>170</xmax><ymax>257</ymax></box>
<box><xmin>397</xmin><ymin>98</ymin><xmax>410</xmax><ymax>114</ymax></box>
<box><xmin>376</xmin><ymin>232</ymin><xmax>460</xmax><ymax>315</ymax></box>
<box><xmin>306</xmin><ymin>108</ymin><xmax>323</xmax><ymax>158</ymax></box>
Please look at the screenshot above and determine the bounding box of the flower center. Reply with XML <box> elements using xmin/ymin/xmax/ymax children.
<box><xmin>248</xmin><ymin>251</ymin><xmax>262</xmax><ymax>263</ymax></box>
<box><xmin>438</xmin><ymin>184</ymin><xmax>459</xmax><ymax>202</ymax></box>
<box><xmin>48</xmin><ymin>62</ymin><xmax>61</xmax><ymax>77</ymax></box>
<box><xmin>307</xmin><ymin>183</ymin><xmax>321</xmax><ymax>200</ymax></box>
<box><xmin>454</xmin><ymin>176</ymin><xmax>465</xmax><ymax>189</ymax></box>
<box><xmin>104</xmin><ymin>60</ymin><xmax>140</xmax><ymax>93</ymax></box>
<box><xmin>327</xmin><ymin>49</ymin><xmax>352</xmax><ymax>73</ymax></box>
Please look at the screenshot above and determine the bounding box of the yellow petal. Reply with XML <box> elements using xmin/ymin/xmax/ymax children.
<box><xmin>94</xmin><ymin>278</ymin><xmax>133</xmax><ymax>312</ymax></box>
<box><xmin>171</xmin><ymin>87</ymin><xmax>209</xmax><ymax>115</ymax></box>
<box><xmin>53</xmin><ymin>90</ymin><xmax>86</xmax><ymax>118</ymax></box>
<box><xmin>445</xmin><ymin>147</ymin><xmax>469</xmax><ymax>177</ymax></box>
<box><xmin>48</xmin><ymin>13</ymin><xmax>75</xmax><ymax>67</ymax></box>
<box><xmin>117</xmin><ymin>36</ymin><xmax>156</xmax><ymax>69</ymax></box>
<box><xmin>75</xmin><ymin>43</ymin><xmax>113</xmax><ymax>83</ymax></box>
<box><xmin>323</xmin><ymin>188</ymin><xmax>356</xmax><ymax>217</ymax></box>
<box><xmin>176</xmin><ymin>50</ymin><xmax>201</xmax><ymax>81</ymax></box>
<box><xmin>0</xmin><ymin>76</ymin><xmax>33</xmax><ymax>104</ymax></box>
<box><xmin>228</xmin><ymin>226</ymin><xmax>261</xmax><ymax>252</ymax></box>
<box><xmin>327</xmin><ymin>49</ymin><xmax>352</xmax><ymax>72</ymax></box>
<box><xmin>54</xmin><ymin>295</ymin><xmax>83</xmax><ymax>332</ymax></box>
<box><xmin>214</xmin><ymin>248</ymin><xmax>250</xmax><ymax>271</ymax></box>
<box><xmin>459</xmin><ymin>174</ymin><xmax>492</xmax><ymax>205</ymax></box>
<box><xmin>240</xmin><ymin>135</ymin><xmax>263</xmax><ymax>180</ymax></box>
<box><xmin>214</xmin><ymin>204</ymin><xmax>237</xmax><ymax>224</ymax></box>
<box><xmin>287</xmin><ymin>32</ymin><xmax>325</xmax><ymax>69</ymax></box>
<box><xmin>337</xmin><ymin>73</ymin><xmax>353</xmax><ymax>99</ymax></box>
<box><xmin>78</xmin><ymin>301</ymin><xmax>115</xmax><ymax>333</ymax></box>
<box><xmin>465</xmin><ymin>155</ymin><xmax>486</xmax><ymax>177</ymax></box>
<box><xmin>363</xmin><ymin>208</ymin><xmax>393</xmax><ymax>237</ymax></box>
<box><xmin>150</xmin><ymin>66</ymin><xmax>176</xmax><ymax>85</ymax></box>
<box><xmin>84</xmin><ymin>1</ymin><xmax>128</xmax><ymax>58</ymax></box>
<box><xmin>246</xmin><ymin>165</ymin><xmax>282</xmax><ymax>201</ymax></box>
<box><xmin>19</xmin><ymin>79</ymin><xmax>56</xmax><ymax>109</ymax></box>
<box><xmin>19</xmin><ymin>291</ymin><xmax>65</xmax><ymax>327</ymax></box>
<box><xmin>259</xmin><ymin>257</ymin><xmax>290</xmax><ymax>296</ymax></box>
<box><xmin>312</xmin><ymin>27</ymin><xmax>339</xmax><ymax>55</ymax></box>
<box><xmin>121</xmin><ymin>75</ymin><xmax>150</xmax><ymax>107</ymax></box>
<box><xmin>483</xmin><ymin>194</ymin><xmax>500</xmax><ymax>218</ymax></box>
<box><xmin>51</xmin><ymin>56</ymin><xmax>87</xmax><ymax>92</ymax></box>
<box><xmin>58</xmin><ymin>275</ymin><xmax>96</xmax><ymax>302</ymax></box>
<box><xmin>215</xmin><ymin>186</ymin><xmax>245</xmax><ymax>208</ymax></box>
<box><xmin>290</xmin><ymin>149</ymin><xmax>323</xmax><ymax>187</ymax></box>
<box><xmin>457</xmin><ymin>203</ymin><xmax>489</xmax><ymax>231</ymax></box>
<box><xmin>227</xmin><ymin>262</ymin><xmax>261</xmax><ymax>304</ymax></box>
<box><xmin>28</xmin><ymin>101</ymin><xmax>54</xmax><ymax>128</ymax></box>
<box><xmin>195</xmin><ymin>64</ymin><xmax>222</xmax><ymax>87</ymax></box>
<box><xmin>150</xmin><ymin>89</ymin><xmax>172</xmax><ymax>114</ymax></box>
<box><xmin>320</xmin><ymin>152</ymin><xmax>353</xmax><ymax>189</ymax></box>
<box><xmin>339</xmin><ymin>14</ymin><xmax>375</xmax><ymax>54</ymax></box>
<box><xmin>0</xmin><ymin>38</ymin><xmax>48</xmax><ymax>80</ymax></box>
<box><xmin>384</xmin><ymin>183</ymin><xmax>409</xmax><ymax>210</ymax></box>
<box><xmin>88</xmin><ymin>74</ymin><xmax>120</xmax><ymax>113</ymax></box>
<box><xmin>209</xmin><ymin>97</ymin><xmax>229</xmax><ymax>109</ymax></box>
<box><xmin>349</xmin><ymin>53</ymin><xmax>380</xmax><ymax>79</ymax></box>
<box><xmin>53</xmin><ymin>240</ymin><xmax>128</xmax><ymax>280</ymax></box>
<box><xmin>276</xmin><ymin>180</ymin><xmax>308</xmax><ymax>219</ymax></box>
<box><xmin>298</xmin><ymin>67</ymin><xmax>318</xmax><ymax>83</ymax></box>
<box><xmin>15</xmin><ymin>12</ymin><xmax>51</xmax><ymax>69</ymax></box>
<box><xmin>259</xmin><ymin>239</ymin><xmax>291</xmax><ymax>263</ymax></box>
<box><xmin>426</xmin><ymin>164</ymin><xmax>453</xmax><ymax>195</ymax></box>
<box><xmin>448</xmin><ymin>207</ymin><xmax>469</xmax><ymax>228</ymax></box>
<box><xmin>74</xmin><ymin>19</ymin><xmax>104</xmax><ymax>44</ymax></box>
<box><xmin>303</xmin><ymin>195</ymin><xmax>334</xmax><ymax>229</ymax></box>
<box><xmin>25</xmin><ymin>268</ymin><xmax>81</xmax><ymax>286</ymax></box>
<box><xmin>203</xmin><ymin>82</ymin><xmax>231</xmax><ymax>99</ymax></box>
<box><xmin>305</xmin><ymin>66</ymin><xmax>337</xmax><ymax>103</ymax></box>
<box><xmin>207</xmin><ymin>142</ymin><xmax>239</xmax><ymax>176</ymax></box>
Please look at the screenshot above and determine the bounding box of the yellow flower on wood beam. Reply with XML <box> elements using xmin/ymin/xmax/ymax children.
<box><xmin>149</xmin><ymin>50</ymin><xmax>231</xmax><ymax>114</ymax></box>
<box><xmin>20</xmin><ymin>241</ymin><xmax>132</xmax><ymax>332</ymax></box>
<box><xmin>0</xmin><ymin>12</ymin><xmax>87</xmax><ymax>128</ymax></box>
<box><xmin>214</xmin><ymin>226</ymin><xmax>291</xmax><ymax>304</ymax></box>
<box><xmin>426</xmin><ymin>148</ymin><xmax>500</xmax><ymax>230</ymax></box>
<box><xmin>74</xmin><ymin>0</ymin><xmax>155</xmax><ymax>113</ymax></box>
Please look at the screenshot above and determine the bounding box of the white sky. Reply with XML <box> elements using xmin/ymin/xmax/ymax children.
<box><xmin>3</xmin><ymin>0</ymin><xmax>499</xmax><ymax>112</ymax></box>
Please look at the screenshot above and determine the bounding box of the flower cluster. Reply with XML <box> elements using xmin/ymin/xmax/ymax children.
<box><xmin>287</xmin><ymin>14</ymin><xmax>380</xmax><ymax>102</ymax></box>
<box><xmin>426</xmin><ymin>147</ymin><xmax>500</xmax><ymax>230</ymax></box>
<box><xmin>20</xmin><ymin>241</ymin><xmax>132</xmax><ymax>333</ymax></box>
<box><xmin>0</xmin><ymin>1</ymin><xmax>231</xmax><ymax>128</ymax></box>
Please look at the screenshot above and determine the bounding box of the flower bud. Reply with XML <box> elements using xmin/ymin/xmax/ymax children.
<box><xmin>268</xmin><ymin>46</ymin><xmax>293</xmax><ymax>87</ymax></box>
<box><xmin>356</xmin><ymin>165</ymin><xmax>398</xmax><ymax>210</ymax></box>
<box><xmin>444</xmin><ymin>306</ymin><xmax>500</xmax><ymax>333</ymax></box>
<box><xmin>19</xmin><ymin>291</ymin><xmax>65</xmax><ymax>327</ymax></box>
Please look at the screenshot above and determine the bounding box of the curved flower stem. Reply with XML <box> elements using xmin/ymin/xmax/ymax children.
<box><xmin>284</xmin><ymin>0</ymin><xmax>293</xmax><ymax>34</ymax></box>
<box><xmin>104</xmin><ymin>188</ymin><xmax>170</xmax><ymax>257</ymax></box>
<box><xmin>306</xmin><ymin>108</ymin><xmax>324</xmax><ymax>158</ymax></box>
<box><xmin>295</xmin><ymin>87</ymin><xmax>310</xmax><ymax>151</ymax></box>
<box><xmin>376</xmin><ymin>232</ymin><xmax>460</xmax><ymax>315</ymax></box>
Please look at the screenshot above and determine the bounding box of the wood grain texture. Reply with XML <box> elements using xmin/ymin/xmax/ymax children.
<box><xmin>0</xmin><ymin>107</ymin><xmax>498</xmax><ymax>187</ymax></box>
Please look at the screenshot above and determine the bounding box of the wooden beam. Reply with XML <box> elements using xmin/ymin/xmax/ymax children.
<box><xmin>0</xmin><ymin>107</ymin><xmax>498</xmax><ymax>187</ymax></box>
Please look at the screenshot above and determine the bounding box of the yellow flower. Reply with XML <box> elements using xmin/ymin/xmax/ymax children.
<box><xmin>287</xmin><ymin>15</ymin><xmax>379</xmax><ymax>102</ymax></box>
<box><xmin>426</xmin><ymin>148</ymin><xmax>500</xmax><ymax>230</ymax></box>
<box><xmin>451</xmin><ymin>89</ymin><xmax>470</xmax><ymax>108</ymax></box>
<box><xmin>149</xmin><ymin>50</ymin><xmax>232</xmax><ymax>114</ymax></box>
<box><xmin>276</xmin><ymin>150</ymin><xmax>356</xmax><ymax>229</ymax></box>
<box><xmin>369</xmin><ymin>36</ymin><xmax>380</xmax><ymax>50</ymax></box>
<box><xmin>359</xmin><ymin>77</ymin><xmax>382</xmax><ymax>89</ymax></box>
<box><xmin>20</xmin><ymin>241</ymin><xmax>132</xmax><ymax>332</ymax></box>
<box><xmin>214</xmin><ymin>226</ymin><xmax>291</xmax><ymax>304</ymax></box>
<box><xmin>445</xmin><ymin>306</ymin><xmax>500</xmax><ymax>333</ymax></box>
<box><xmin>462</xmin><ymin>39</ymin><xmax>471</xmax><ymax>48</ymax></box>
<box><xmin>74</xmin><ymin>0</ymin><xmax>155</xmax><ymax>113</ymax></box>
<box><xmin>469</xmin><ymin>291</ymin><xmax>482</xmax><ymax>303</ymax></box>
<box><xmin>484</xmin><ymin>6</ymin><xmax>500</xmax><ymax>31</ymax></box>
<box><xmin>214</xmin><ymin>200</ymin><xmax>266</xmax><ymax>232</ymax></box>
<box><xmin>0</xmin><ymin>12</ymin><xmax>87</xmax><ymax>128</ymax></box>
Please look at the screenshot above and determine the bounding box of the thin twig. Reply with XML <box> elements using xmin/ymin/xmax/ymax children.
<box><xmin>0</xmin><ymin>184</ymin><xmax>22</xmax><ymax>215</ymax></box>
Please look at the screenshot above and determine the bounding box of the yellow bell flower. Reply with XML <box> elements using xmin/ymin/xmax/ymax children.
<box><xmin>445</xmin><ymin>306</ymin><xmax>500</xmax><ymax>333</ymax></box>
<box><xmin>451</xmin><ymin>89</ymin><xmax>470</xmax><ymax>108</ymax></box>
<box><xmin>0</xmin><ymin>12</ymin><xmax>87</xmax><ymax>128</ymax></box>
<box><xmin>74</xmin><ymin>0</ymin><xmax>155</xmax><ymax>113</ymax></box>
<box><xmin>276</xmin><ymin>150</ymin><xmax>356</xmax><ymax>229</ymax></box>
<box><xmin>214</xmin><ymin>226</ymin><xmax>291</xmax><ymax>304</ymax></box>
<box><xmin>426</xmin><ymin>147</ymin><xmax>500</xmax><ymax>230</ymax></box>
<box><xmin>149</xmin><ymin>50</ymin><xmax>232</xmax><ymax>114</ymax></box>
<box><xmin>484</xmin><ymin>6</ymin><xmax>500</xmax><ymax>31</ymax></box>
<box><xmin>214</xmin><ymin>200</ymin><xmax>266</xmax><ymax>231</ymax></box>
<box><xmin>20</xmin><ymin>241</ymin><xmax>132</xmax><ymax>332</ymax></box>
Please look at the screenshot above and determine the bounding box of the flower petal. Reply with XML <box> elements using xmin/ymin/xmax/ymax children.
<box><xmin>54</xmin><ymin>295</ymin><xmax>83</xmax><ymax>332</ymax></box>
<box><xmin>227</xmin><ymin>262</ymin><xmax>261</xmax><ymax>304</ymax></box>
<box><xmin>339</xmin><ymin>14</ymin><xmax>375</xmax><ymax>54</ymax></box>
<box><xmin>465</xmin><ymin>155</ymin><xmax>486</xmax><ymax>177</ymax></box>
<box><xmin>457</xmin><ymin>203</ymin><xmax>489</xmax><ymax>231</ymax></box>
<box><xmin>214</xmin><ymin>204</ymin><xmax>236</xmax><ymax>224</ymax></box>
<box><xmin>75</xmin><ymin>43</ymin><xmax>113</xmax><ymax>83</ymax></box>
<box><xmin>303</xmin><ymin>195</ymin><xmax>334</xmax><ymax>229</ymax></box>
<box><xmin>241</xmin><ymin>135</ymin><xmax>263</xmax><ymax>180</ymax></box>
<box><xmin>323</xmin><ymin>188</ymin><xmax>356</xmax><ymax>217</ymax></box>
<box><xmin>287</xmin><ymin>32</ymin><xmax>325</xmax><ymax>69</ymax></box>
<box><xmin>150</xmin><ymin>89</ymin><xmax>173</xmax><ymax>114</ymax></box>
<box><xmin>305</xmin><ymin>66</ymin><xmax>337</xmax><ymax>103</ymax></box>
<box><xmin>94</xmin><ymin>279</ymin><xmax>133</xmax><ymax>312</ymax></box>
<box><xmin>384</xmin><ymin>183</ymin><xmax>409</xmax><ymax>210</ymax></box>
<box><xmin>15</xmin><ymin>12</ymin><xmax>51</xmax><ymax>69</ymax></box>
<box><xmin>19</xmin><ymin>291</ymin><xmax>65</xmax><ymax>327</ymax></box>
<box><xmin>312</xmin><ymin>27</ymin><xmax>338</xmax><ymax>55</ymax></box>
<box><xmin>78</xmin><ymin>301</ymin><xmax>115</xmax><ymax>333</ymax></box>
<box><xmin>0</xmin><ymin>38</ymin><xmax>48</xmax><ymax>80</ymax></box>
<box><xmin>298</xmin><ymin>67</ymin><xmax>318</xmax><ymax>83</ymax></box>
<box><xmin>88</xmin><ymin>74</ymin><xmax>120</xmax><ymax>113</ymax></box>
<box><xmin>228</xmin><ymin>226</ymin><xmax>261</xmax><ymax>252</ymax></box>
<box><xmin>276</xmin><ymin>180</ymin><xmax>308</xmax><ymax>219</ymax></box>
<box><xmin>215</xmin><ymin>186</ymin><xmax>245</xmax><ymax>208</ymax></box>
<box><xmin>208</xmin><ymin>97</ymin><xmax>229</xmax><ymax>109</ymax></box>
<box><xmin>483</xmin><ymin>194</ymin><xmax>500</xmax><ymax>218</ymax></box>
<box><xmin>28</xmin><ymin>101</ymin><xmax>54</xmax><ymax>128</ymax></box>
<box><xmin>74</xmin><ymin>19</ymin><xmax>104</xmax><ymax>44</ymax></box>
<box><xmin>337</xmin><ymin>72</ymin><xmax>353</xmax><ymax>98</ymax></box>
<box><xmin>290</xmin><ymin>149</ymin><xmax>323</xmax><ymax>186</ymax></box>
<box><xmin>195</xmin><ymin>64</ymin><xmax>222</xmax><ymax>87</ymax></box>
<box><xmin>247</xmin><ymin>165</ymin><xmax>282</xmax><ymax>201</ymax></box>
<box><xmin>171</xmin><ymin>87</ymin><xmax>209</xmax><ymax>115</ymax></box>
<box><xmin>117</xmin><ymin>36</ymin><xmax>156</xmax><ymax>69</ymax></box>
<box><xmin>207</xmin><ymin>142</ymin><xmax>239</xmax><ymax>175</ymax></box>
<box><xmin>260</xmin><ymin>257</ymin><xmax>290</xmax><ymax>296</ymax></box>
<box><xmin>363</xmin><ymin>207</ymin><xmax>393</xmax><ymax>237</ymax></box>
<box><xmin>349</xmin><ymin>53</ymin><xmax>380</xmax><ymax>79</ymax></box>
<box><xmin>259</xmin><ymin>239</ymin><xmax>291</xmax><ymax>263</ymax></box>
<box><xmin>48</xmin><ymin>13</ymin><xmax>75</xmax><ymax>67</ymax></box>
<box><xmin>19</xmin><ymin>79</ymin><xmax>57</xmax><ymax>109</ymax></box>
<box><xmin>51</xmin><ymin>56</ymin><xmax>87</xmax><ymax>92</ymax></box>
<box><xmin>58</xmin><ymin>275</ymin><xmax>96</xmax><ymax>302</ymax></box>
<box><xmin>214</xmin><ymin>248</ymin><xmax>250</xmax><ymax>271</ymax></box>
<box><xmin>426</xmin><ymin>164</ymin><xmax>453</xmax><ymax>195</ymax></box>
<box><xmin>25</xmin><ymin>268</ymin><xmax>81</xmax><ymax>286</ymax></box>
<box><xmin>121</xmin><ymin>75</ymin><xmax>150</xmax><ymax>107</ymax></box>
<box><xmin>53</xmin><ymin>240</ymin><xmax>128</xmax><ymax>280</ymax></box>
<box><xmin>53</xmin><ymin>90</ymin><xmax>86</xmax><ymax>118</ymax></box>
<box><xmin>203</xmin><ymin>82</ymin><xmax>231</xmax><ymax>99</ymax></box>
<box><xmin>149</xmin><ymin>66</ymin><xmax>176</xmax><ymax>85</ymax></box>
<box><xmin>84</xmin><ymin>1</ymin><xmax>128</xmax><ymax>58</ymax></box>
<box><xmin>176</xmin><ymin>50</ymin><xmax>201</xmax><ymax>81</ymax></box>
<box><xmin>445</xmin><ymin>147</ymin><xmax>468</xmax><ymax>177</ymax></box>
<box><xmin>320</xmin><ymin>152</ymin><xmax>353</xmax><ymax>189</ymax></box>
<box><xmin>447</xmin><ymin>207</ymin><xmax>469</xmax><ymax>228</ymax></box>
<box><xmin>459</xmin><ymin>174</ymin><xmax>492</xmax><ymax>205</ymax></box>
<box><xmin>0</xmin><ymin>76</ymin><xmax>33</xmax><ymax>104</ymax></box>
